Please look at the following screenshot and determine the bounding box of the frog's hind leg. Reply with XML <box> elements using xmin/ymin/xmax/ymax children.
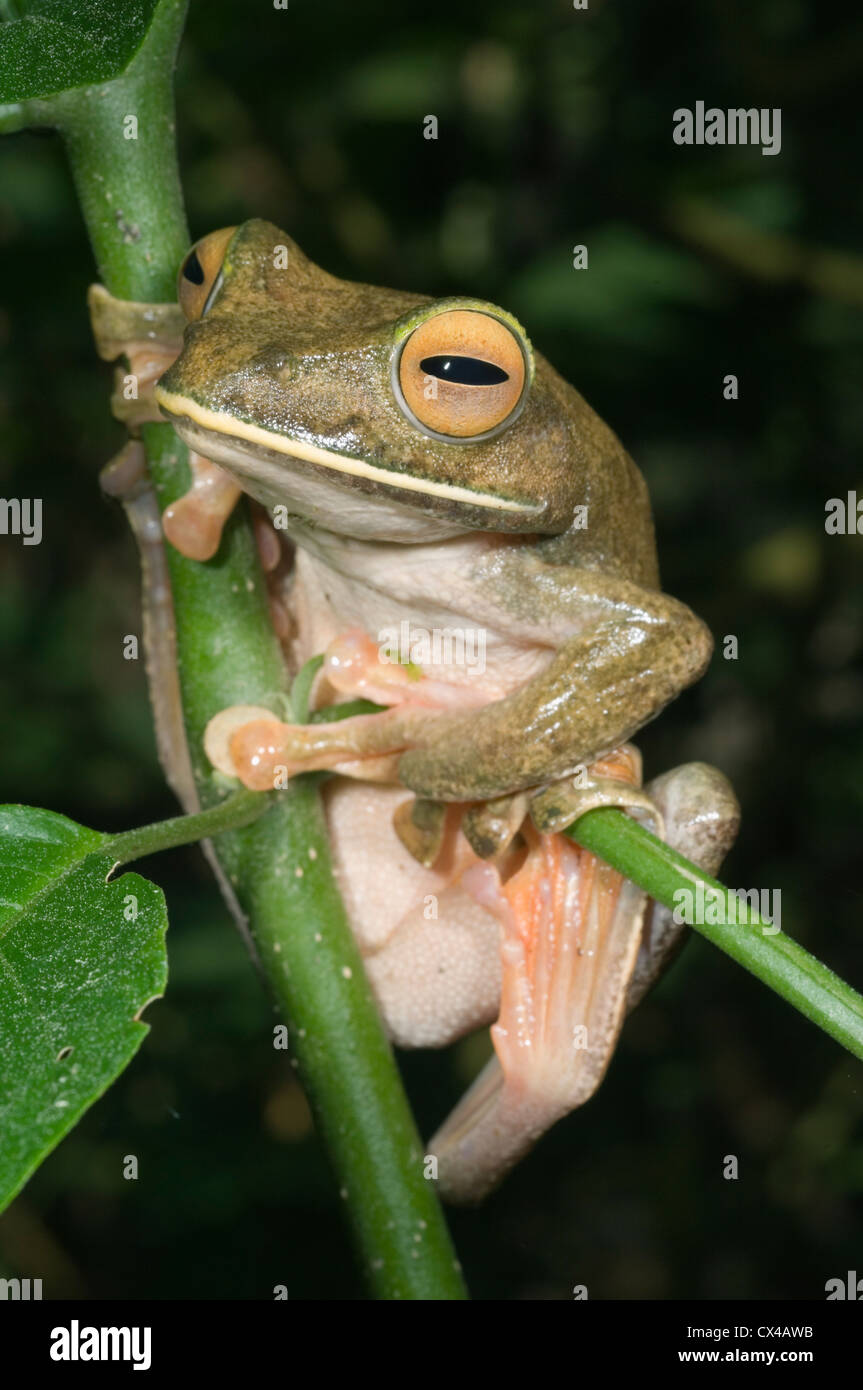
<box><xmin>429</xmin><ymin>759</ymin><xmax>739</xmax><ymax>1205</ymax></box>
<box><xmin>430</xmin><ymin>827</ymin><xmax>647</xmax><ymax>1204</ymax></box>
<box><xmin>100</xmin><ymin>443</ymin><xmax>198</xmax><ymax>812</ymax></box>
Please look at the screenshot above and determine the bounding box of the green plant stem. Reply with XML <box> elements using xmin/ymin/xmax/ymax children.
<box><xmin>567</xmin><ymin>809</ymin><xmax>863</xmax><ymax>1060</ymax></box>
<box><xmin>56</xmin><ymin>0</ymin><xmax>188</xmax><ymax>301</ymax></box>
<box><xmin>106</xmin><ymin>789</ymin><xmax>270</xmax><ymax>864</ymax></box>
<box><xmin>49</xmin><ymin>0</ymin><xmax>465</xmax><ymax>1300</ymax></box>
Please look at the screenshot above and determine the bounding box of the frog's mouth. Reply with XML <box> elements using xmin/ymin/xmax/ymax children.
<box><xmin>156</xmin><ymin>388</ymin><xmax>545</xmax><ymax>539</ymax></box>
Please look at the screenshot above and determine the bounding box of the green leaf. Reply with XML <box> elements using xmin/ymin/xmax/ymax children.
<box><xmin>0</xmin><ymin>0</ymin><xmax>160</xmax><ymax>103</ymax></box>
<box><xmin>0</xmin><ymin>804</ymin><xmax>168</xmax><ymax>1211</ymax></box>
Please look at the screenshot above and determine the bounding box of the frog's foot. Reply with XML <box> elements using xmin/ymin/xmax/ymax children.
<box><xmin>162</xmin><ymin>452</ymin><xmax>243</xmax><ymax>561</ymax></box>
<box><xmin>322</xmin><ymin>629</ymin><xmax>491</xmax><ymax>711</ymax></box>
<box><xmin>322</xmin><ymin>629</ymin><xmax>420</xmax><ymax>707</ymax></box>
<box><xmin>250</xmin><ymin>503</ymin><xmax>284</xmax><ymax>574</ymax></box>
<box><xmin>431</xmin><ymin>819</ymin><xmax>648</xmax><ymax>1204</ymax></box>
<box><xmin>462</xmin><ymin>792</ymin><xmax>530</xmax><ymax>860</ymax></box>
<box><xmin>204</xmin><ymin>702</ymin><xmax>436</xmax><ymax>790</ymax></box>
<box><xmin>87</xmin><ymin>284</ymin><xmax>185</xmax><ymax>429</ymax></box>
<box><xmin>457</xmin><ymin>744</ymin><xmax>652</xmax><ymax>871</ymax></box>
<box><xmin>395</xmin><ymin>790</ymin><xmax>529</xmax><ymax>869</ymax></box>
<box><xmin>626</xmin><ymin>761</ymin><xmax>740</xmax><ymax>1010</ymax></box>
<box><xmin>393</xmin><ymin>797</ymin><xmax>449</xmax><ymax>867</ymax></box>
<box><xmin>529</xmin><ymin>745</ymin><xmax>663</xmax><ymax>837</ymax></box>
<box><xmin>429</xmin><ymin>757</ymin><xmax>740</xmax><ymax>1204</ymax></box>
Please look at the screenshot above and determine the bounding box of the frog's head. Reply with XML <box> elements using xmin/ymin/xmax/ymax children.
<box><xmin>155</xmin><ymin>220</ymin><xmax>620</xmax><ymax>543</ymax></box>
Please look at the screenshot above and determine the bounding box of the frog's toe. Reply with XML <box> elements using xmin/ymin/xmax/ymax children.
<box><xmin>462</xmin><ymin>792</ymin><xmax>529</xmax><ymax>860</ymax></box>
<box><xmin>162</xmin><ymin>453</ymin><xmax>241</xmax><ymax>561</ymax></box>
<box><xmin>529</xmin><ymin>744</ymin><xmax>662</xmax><ymax>837</ymax></box>
<box><xmin>393</xmin><ymin>796</ymin><xmax>449</xmax><ymax>867</ymax></box>
<box><xmin>162</xmin><ymin>492</ymin><xmax>227</xmax><ymax>561</ymax></box>
<box><xmin>204</xmin><ymin>705</ymin><xmax>286</xmax><ymax>787</ymax></box>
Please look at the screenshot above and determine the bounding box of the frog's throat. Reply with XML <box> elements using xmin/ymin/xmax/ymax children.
<box><xmin>155</xmin><ymin>388</ymin><xmax>542</xmax><ymax>517</ymax></box>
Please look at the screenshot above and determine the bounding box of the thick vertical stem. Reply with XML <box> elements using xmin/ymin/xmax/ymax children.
<box><xmin>55</xmin><ymin>0</ymin><xmax>466</xmax><ymax>1299</ymax></box>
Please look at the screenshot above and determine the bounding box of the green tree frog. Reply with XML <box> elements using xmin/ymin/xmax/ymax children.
<box><xmin>151</xmin><ymin>221</ymin><xmax>739</xmax><ymax>1204</ymax></box>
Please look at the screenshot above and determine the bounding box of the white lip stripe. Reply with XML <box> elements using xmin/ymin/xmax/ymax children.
<box><xmin>155</xmin><ymin>388</ymin><xmax>539</xmax><ymax>513</ymax></box>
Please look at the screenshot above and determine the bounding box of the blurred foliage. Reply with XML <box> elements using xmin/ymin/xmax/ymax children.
<box><xmin>0</xmin><ymin>0</ymin><xmax>861</xmax><ymax>1300</ymax></box>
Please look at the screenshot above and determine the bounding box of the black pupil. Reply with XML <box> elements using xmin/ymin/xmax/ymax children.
<box><xmin>182</xmin><ymin>249</ymin><xmax>205</xmax><ymax>286</ymax></box>
<box><xmin>419</xmin><ymin>354</ymin><xmax>508</xmax><ymax>386</ymax></box>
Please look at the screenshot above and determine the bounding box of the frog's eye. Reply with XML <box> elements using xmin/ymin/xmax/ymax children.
<box><xmin>177</xmin><ymin>227</ymin><xmax>237</xmax><ymax>320</ymax></box>
<box><xmin>395</xmin><ymin>309</ymin><xmax>528</xmax><ymax>440</ymax></box>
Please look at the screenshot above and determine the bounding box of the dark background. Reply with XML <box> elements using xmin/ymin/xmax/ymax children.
<box><xmin>1</xmin><ymin>0</ymin><xmax>862</xmax><ymax>1300</ymax></box>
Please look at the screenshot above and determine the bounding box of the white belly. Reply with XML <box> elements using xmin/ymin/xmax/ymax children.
<box><xmin>286</xmin><ymin>522</ymin><xmax>554</xmax><ymax>702</ymax></box>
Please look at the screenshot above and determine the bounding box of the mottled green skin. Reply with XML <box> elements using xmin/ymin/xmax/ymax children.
<box><xmin>157</xmin><ymin>219</ymin><xmax>713</xmax><ymax>802</ymax></box>
<box><xmin>158</xmin><ymin>220</ymin><xmax>658</xmax><ymax>578</ymax></box>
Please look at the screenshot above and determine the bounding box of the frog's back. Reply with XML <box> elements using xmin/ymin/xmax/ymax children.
<box><xmin>528</xmin><ymin>358</ymin><xmax>660</xmax><ymax>589</ymax></box>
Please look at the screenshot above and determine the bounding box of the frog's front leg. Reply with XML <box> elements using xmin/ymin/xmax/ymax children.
<box><xmin>429</xmin><ymin>758</ymin><xmax>739</xmax><ymax>1205</ymax></box>
<box><xmin>203</xmin><ymin>561</ymin><xmax>710</xmax><ymax>799</ymax></box>
<box><xmin>203</xmin><ymin>627</ymin><xmax>489</xmax><ymax>788</ymax></box>
<box><xmin>205</xmin><ymin>700</ymin><xmax>437</xmax><ymax>789</ymax></box>
<box><xmin>399</xmin><ymin>560</ymin><xmax>714</xmax><ymax>801</ymax></box>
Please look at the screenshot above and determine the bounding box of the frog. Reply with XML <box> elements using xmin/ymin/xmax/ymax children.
<box><xmin>150</xmin><ymin>220</ymin><xmax>739</xmax><ymax>1204</ymax></box>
